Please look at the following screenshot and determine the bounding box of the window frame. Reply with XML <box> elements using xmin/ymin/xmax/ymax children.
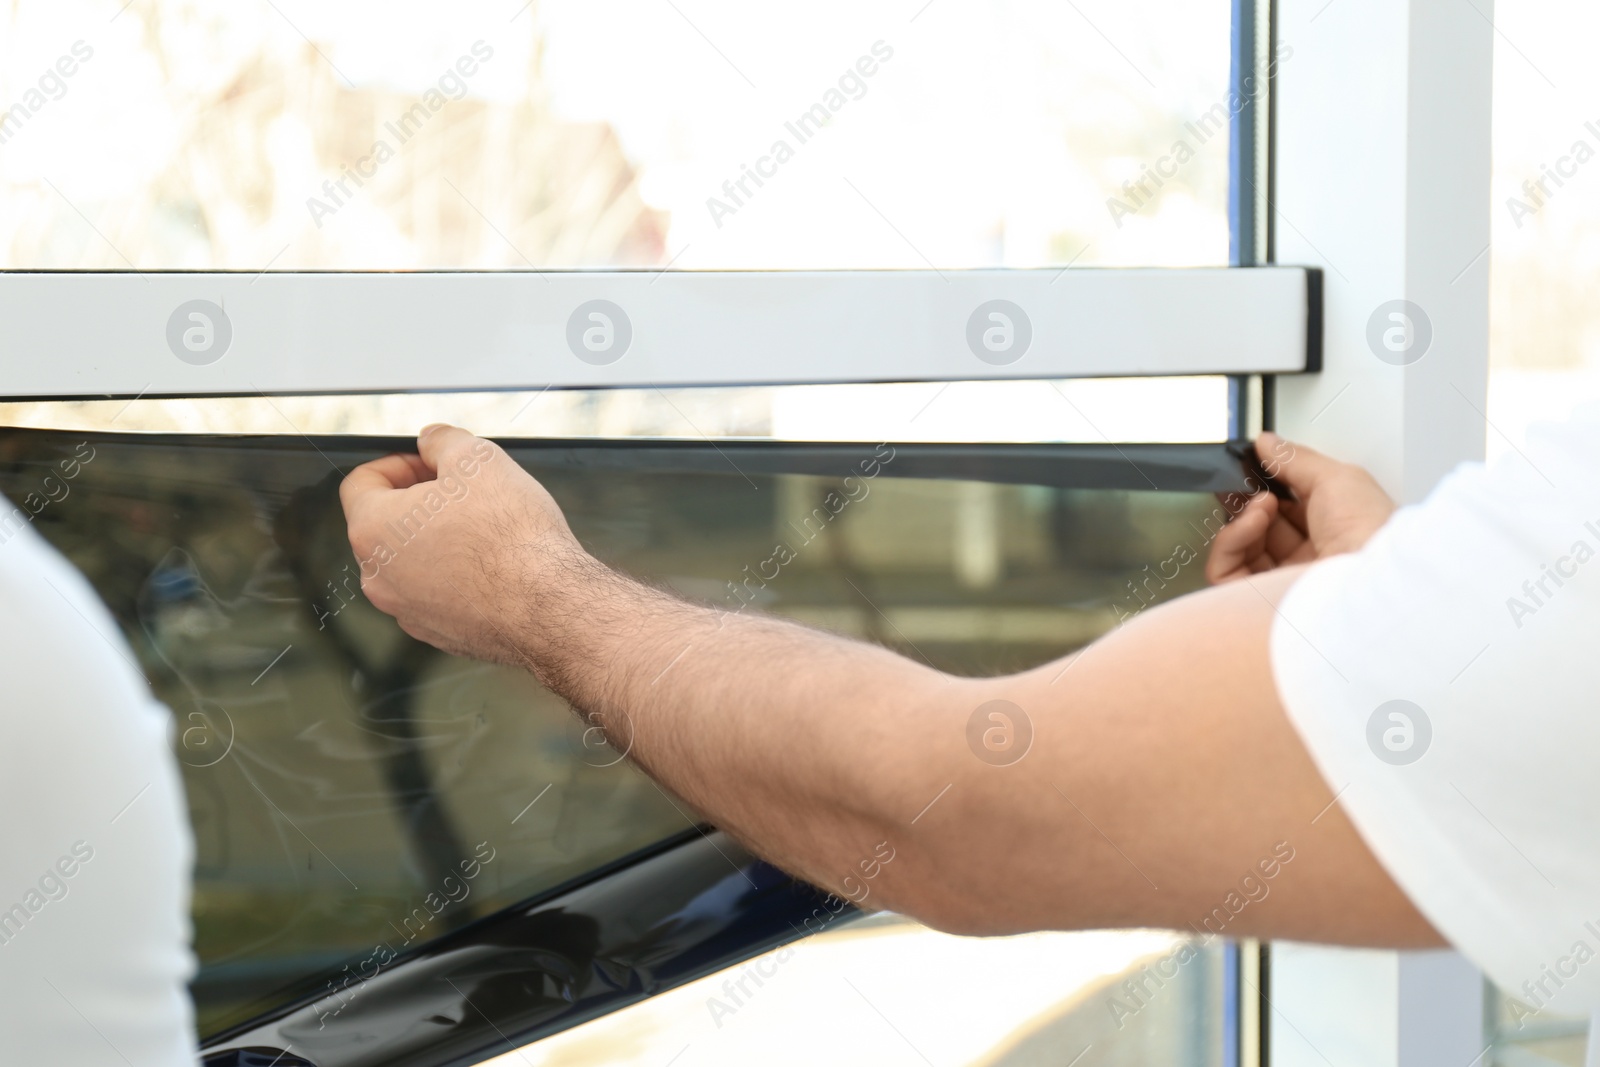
<box><xmin>0</xmin><ymin>267</ymin><xmax>1317</xmax><ymax>401</ymax></box>
<box><xmin>1</xmin><ymin>0</ymin><xmax>1505</xmax><ymax>1061</ymax></box>
<box><xmin>0</xmin><ymin>426</ymin><xmax>1278</xmax><ymax>1067</ymax></box>
<box><xmin>1262</xmin><ymin>0</ymin><xmax>1495</xmax><ymax>1064</ymax></box>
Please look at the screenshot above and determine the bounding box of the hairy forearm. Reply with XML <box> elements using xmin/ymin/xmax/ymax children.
<box><xmin>503</xmin><ymin>549</ymin><xmax>1438</xmax><ymax>946</ymax></box>
<box><xmin>345</xmin><ymin>429</ymin><xmax>1440</xmax><ymax>945</ymax></box>
<box><xmin>511</xmin><ymin>547</ymin><xmax>966</xmax><ymax>912</ymax></box>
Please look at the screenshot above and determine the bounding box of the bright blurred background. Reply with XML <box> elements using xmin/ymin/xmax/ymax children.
<box><xmin>1486</xmin><ymin>2</ymin><xmax>1600</xmax><ymax>465</ymax></box>
<box><xmin>0</xmin><ymin>0</ymin><xmax>1235</xmax><ymax>444</ymax></box>
<box><xmin>0</xmin><ymin>0</ymin><xmax>1232</xmax><ymax>272</ymax></box>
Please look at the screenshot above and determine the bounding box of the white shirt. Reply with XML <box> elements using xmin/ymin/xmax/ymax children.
<box><xmin>0</xmin><ymin>518</ymin><xmax>199</xmax><ymax>1064</ymax></box>
<box><xmin>1272</xmin><ymin>405</ymin><xmax>1600</xmax><ymax>1026</ymax></box>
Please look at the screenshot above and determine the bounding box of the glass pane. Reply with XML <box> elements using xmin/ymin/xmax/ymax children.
<box><xmin>1486</xmin><ymin>0</ymin><xmax>1600</xmax><ymax>458</ymax></box>
<box><xmin>0</xmin><ymin>432</ymin><xmax>700</xmax><ymax>1035</ymax></box>
<box><xmin>1480</xmin><ymin>19</ymin><xmax>1597</xmax><ymax>1056</ymax></box>
<box><xmin>1485</xmin><ymin>985</ymin><xmax>1588</xmax><ymax>1066</ymax></box>
<box><xmin>477</xmin><ymin>917</ymin><xmax>1228</xmax><ymax>1067</ymax></box>
<box><xmin>0</xmin><ymin>428</ymin><xmax>1233</xmax><ymax>1041</ymax></box>
<box><xmin>0</xmin><ymin>0</ymin><xmax>1231</xmax><ymax>271</ymax></box>
<box><xmin>0</xmin><ymin>377</ymin><xmax>1233</xmax><ymax>445</ymax></box>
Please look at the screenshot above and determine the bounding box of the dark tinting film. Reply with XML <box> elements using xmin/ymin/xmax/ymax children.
<box><xmin>0</xmin><ymin>429</ymin><xmax>1232</xmax><ymax>1037</ymax></box>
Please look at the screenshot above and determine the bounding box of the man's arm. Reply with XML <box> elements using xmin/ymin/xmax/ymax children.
<box><xmin>341</xmin><ymin>427</ymin><xmax>1440</xmax><ymax>946</ymax></box>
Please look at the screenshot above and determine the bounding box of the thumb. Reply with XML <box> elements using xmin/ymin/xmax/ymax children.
<box><xmin>1255</xmin><ymin>431</ymin><xmax>1348</xmax><ymax>498</ymax></box>
<box><xmin>416</xmin><ymin>423</ymin><xmax>481</xmax><ymax>473</ymax></box>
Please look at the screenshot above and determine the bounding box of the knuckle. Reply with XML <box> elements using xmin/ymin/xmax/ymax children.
<box><xmin>362</xmin><ymin>581</ymin><xmax>397</xmax><ymax>616</ymax></box>
<box><xmin>348</xmin><ymin>525</ymin><xmax>378</xmax><ymax>561</ymax></box>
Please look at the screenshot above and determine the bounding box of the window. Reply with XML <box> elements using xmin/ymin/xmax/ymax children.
<box><xmin>1483</xmin><ymin>2</ymin><xmax>1600</xmax><ymax>1057</ymax></box>
<box><xmin>1486</xmin><ymin>0</ymin><xmax>1600</xmax><ymax>460</ymax></box>
<box><xmin>1</xmin><ymin>425</ymin><xmax>1258</xmax><ymax>1063</ymax></box>
<box><xmin>1</xmin><ymin>0</ymin><xmax>1234</xmax><ymax>272</ymax></box>
<box><xmin>482</xmin><ymin>917</ymin><xmax>1231</xmax><ymax>1067</ymax></box>
<box><xmin>0</xmin><ymin>0</ymin><xmax>1292</xmax><ymax>1062</ymax></box>
<box><xmin>1485</xmin><ymin>991</ymin><xmax>1586</xmax><ymax>1067</ymax></box>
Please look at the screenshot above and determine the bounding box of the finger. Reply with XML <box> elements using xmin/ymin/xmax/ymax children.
<box><xmin>1264</xmin><ymin>511</ymin><xmax>1310</xmax><ymax>563</ymax></box>
<box><xmin>1275</xmin><ymin>493</ymin><xmax>1312</xmax><ymax>539</ymax></box>
<box><xmin>416</xmin><ymin>423</ymin><xmax>483</xmax><ymax>473</ymax></box>
<box><xmin>367</xmin><ymin>452</ymin><xmax>433</xmax><ymax>488</ymax></box>
<box><xmin>1216</xmin><ymin>491</ymin><xmax>1246</xmax><ymax>512</ymax></box>
<box><xmin>1205</xmin><ymin>492</ymin><xmax>1278</xmax><ymax>584</ymax></box>
<box><xmin>394</xmin><ymin>453</ymin><xmax>433</xmax><ymax>483</ymax></box>
<box><xmin>340</xmin><ymin>454</ymin><xmax>430</xmax><ymax>514</ymax></box>
<box><xmin>1254</xmin><ymin>431</ymin><xmax>1349</xmax><ymax>500</ymax></box>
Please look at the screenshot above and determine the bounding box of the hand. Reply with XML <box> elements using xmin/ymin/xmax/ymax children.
<box><xmin>1205</xmin><ymin>432</ymin><xmax>1395</xmax><ymax>584</ymax></box>
<box><xmin>339</xmin><ymin>425</ymin><xmax>586</xmax><ymax>664</ymax></box>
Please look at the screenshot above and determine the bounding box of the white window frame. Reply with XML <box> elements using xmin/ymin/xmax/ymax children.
<box><xmin>0</xmin><ymin>267</ymin><xmax>1314</xmax><ymax>399</ymax></box>
<box><xmin>1267</xmin><ymin>0</ymin><xmax>1493</xmax><ymax>1063</ymax></box>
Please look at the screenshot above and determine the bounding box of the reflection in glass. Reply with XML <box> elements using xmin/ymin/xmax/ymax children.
<box><xmin>1485</xmin><ymin>985</ymin><xmax>1588</xmax><ymax>1066</ymax></box>
<box><xmin>481</xmin><ymin>918</ymin><xmax>1229</xmax><ymax>1067</ymax></box>
<box><xmin>1</xmin><ymin>429</ymin><xmax>1226</xmax><ymax>1038</ymax></box>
